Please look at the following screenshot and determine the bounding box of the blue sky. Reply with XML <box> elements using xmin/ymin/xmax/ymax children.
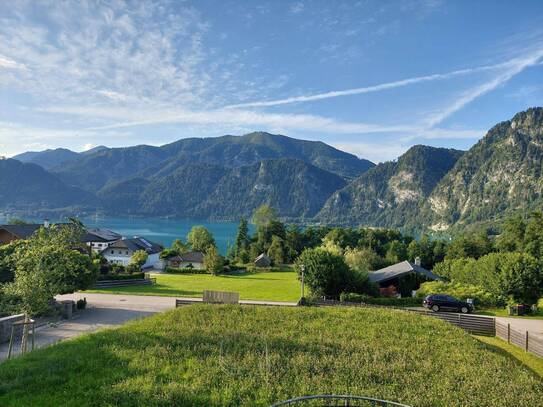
<box><xmin>0</xmin><ymin>0</ymin><xmax>542</xmax><ymax>162</ymax></box>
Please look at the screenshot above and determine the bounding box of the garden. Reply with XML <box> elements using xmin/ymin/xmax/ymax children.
<box><xmin>0</xmin><ymin>305</ymin><xmax>541</xmax><ymax>406</ymax></box>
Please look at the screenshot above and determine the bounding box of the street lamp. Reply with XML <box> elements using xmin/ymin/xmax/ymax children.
<box><xmin>300</xmin><ymin>264</ymin><xmax>305</xmax><ymax>300</ymax></box>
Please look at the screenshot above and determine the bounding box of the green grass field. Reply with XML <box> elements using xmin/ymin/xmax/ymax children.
<box><xmin>0</xmin><ymin>305</ymin><xmax>542</xmax><ymax>406</ymax></box>
<box><xmin>88</xmin><ymin>271</ymin><xmax>300</xmax><ymax>302</ymax></box>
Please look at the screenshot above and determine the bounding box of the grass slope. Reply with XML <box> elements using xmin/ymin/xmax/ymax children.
<box><xmin>1</xmin><ymin>306</ymin><xmax>542</xmax><ymax>406</ymax></box>
<box><xmin>88</xmin><ymin>271</ymin><xmax>300</xmax><ymax>302</ymax></box>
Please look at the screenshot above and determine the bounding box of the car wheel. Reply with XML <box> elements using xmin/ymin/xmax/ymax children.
<box><xmin>431</xmin><ymin>305</ymin><xmax>440</xmax><ymax>312</ymax></box>
<box><xmin>461</xmin><ymin>306</ymin><xmax>469</xmax><ymax>314</ymax></box>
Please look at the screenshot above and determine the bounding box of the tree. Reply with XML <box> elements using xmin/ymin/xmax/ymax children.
<box><xmin>252</xmin><ymin>205</ymin><xmax>278</xmax><ymax>229</ymax></box>
<box><xmin>130</xmin><ymin>250</ymin><xmax>148</xmax><ymax>268</ymax></box>
<box><xmin>295</xmin><ymin>248</ymin><xmax>373</xmax><ymax>299</ymax></box>
<box><xmin>267</xmin><ymin>235</ymin><xmax>284</xmax><ymax>265</ymax></box>
<box><xmin>0</xmin><ymin>240</ymin><xmax>25</xmax><ymax>283</ymax></box>
<box><xmin>234</xmin><ymin>218</ymin><xmax>250</xmax><ymax>259</ymax></box>
<box><xmin>524</xmin><ymin>212</ymin><xmax>543</xmax><ymax>259</ymax></box>
<box><xmin>385</xmin><ymin>240</ymin><xmax>407</xmax><ymax>264</ymax></box>
<box><xmin>497</xmin><ymin>253</ymin><xmax>542</xmax><ymax>305</ymax></box>
<box><xmin>187</xmin><ymin>226</ymin><xmax>216</xmax><ymax>253</ymax></box>
<box><xmin>344</xmin><ymin>247</ymin><xmax>385</xmax><ymax>272</ymax></box>
<box><xmin>497</xmin><ymin>214</ymin><xmax>526</xmax><ymax>252</ymax></box>
<box><xmin>171</xmin><ymin>238</ymin><xmax>189</xmax><ymax>253</ymax></box>
<box><xmin>4</xmin><ymin>223</ymin><xmax>99</xmax><ymax>316</ymax></box>
<box><xmin>204</xmin><ymin>246</ymin><xmax>224</xmax><ymax>275</ymax></box>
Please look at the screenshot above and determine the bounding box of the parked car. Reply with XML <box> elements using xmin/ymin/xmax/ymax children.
<box><xmin>423</xmin><ymin>294</ymin><xmax>474</xmax><ymax>314</ymax></box>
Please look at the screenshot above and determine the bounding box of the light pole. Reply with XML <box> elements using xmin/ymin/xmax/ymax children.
<box><xmin>300</xmin><ymin>264</ymin><xmax>305</xmax><ymax>300</ymax></box>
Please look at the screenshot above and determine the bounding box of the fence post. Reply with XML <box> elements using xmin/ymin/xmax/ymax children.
<box><xmin>525</xmin><ymin>331</ymin><xmax>529</xmax><ymax>352</ymax></box>
<box><xmin>507</xmin><ymin>323</ymin><xmax>510</xmax><ymax>344</ymax></box>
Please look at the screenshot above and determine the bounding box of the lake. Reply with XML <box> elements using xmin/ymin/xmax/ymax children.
<box><xmin>0</xmin><ymin>215</ymin><xmax>253</xmax><ymax>255</ymax></box>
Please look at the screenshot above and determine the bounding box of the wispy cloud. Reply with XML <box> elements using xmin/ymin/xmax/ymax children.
<box><xmin>224</xmin><ymin>60</ymin><xmax>515</xmax><ymax>109</ymax></box>
<box><xmin>0</xmin><ymin>55</ymin><xmax>27</xmax><ymax>70</ymax></box>
<box><xmin>424</xmin><ymin>49</ymin><xmax>543</xmax><ymax>127</ymax></box>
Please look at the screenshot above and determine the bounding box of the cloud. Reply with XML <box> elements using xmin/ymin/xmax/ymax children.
<box><xmin>0</xmin><ymin>55</ymin><xmax>27</xmax><ymax>70</ymax></box>
<box><xmin>223</xmin><ymin>60</ymin><xmax>514</xmax><ymax>109</ymax></box>
<box><xmin>289</xmin><ymin>2</ymin><xmax>305</xmax><ymax>14</ymax></box>
<box><xmin>424</xmin><ymin>49</ymin><xmax>543</xmax><ymax>127</ymax></box>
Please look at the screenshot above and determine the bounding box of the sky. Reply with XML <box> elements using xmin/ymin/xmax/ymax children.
<box><xmin>0</xmin><ymin>0</ymin><xmax>542</xmax><ymax>163</ymax></box>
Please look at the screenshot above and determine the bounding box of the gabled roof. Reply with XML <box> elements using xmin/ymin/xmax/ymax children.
<box><xmin>369</xmin><ymin>260</ymin><xmax>441</xmax><ymax>284</ymax></box>
<box><xmin>0</xmin><ymin>224</ymin><xmax>43</xmax><ymax>239</ymax></box>
<box><xmin>102</xmin><ymin>237</ymin><xmax>163</xmax><ymax>255</ymax></box>
<box><xmin>169</xmin><ymin>251</ymin><xmax>205</xmax><ymax>263</ymax></box>
<box><xmin>82</xmin><ymin>228</ymin><xmax>122</xmax><ymax>243</ymax></box>
<box><xmin>255</xmin><ymin>253</ymin><xmax>271</xmax><ymax>262</ymax></box>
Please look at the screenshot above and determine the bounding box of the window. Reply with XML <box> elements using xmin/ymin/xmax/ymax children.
<box><xmin>118</xmin><ymin>251</ymin><xmax>122</xmax><ymax>254</ymax></box>
<box><xmin>111</xmin><ymin>250</ymin><xmax>114</xmax><ymax>254</ymax></box>
<box><xmin>125</xmin><ymin>251</ymin><xmax>129</xmax><ymax>255</ymax></box>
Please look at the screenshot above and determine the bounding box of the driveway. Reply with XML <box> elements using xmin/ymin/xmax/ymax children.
<box><xmin>495</xmin><ymin>316</ymin><xmax>543</xmax><ymax>339</ymax></box>
<box><xmin>0</xmin><ymin>306</ymin><xmax>154</xmax><ymax>361</ymax></box>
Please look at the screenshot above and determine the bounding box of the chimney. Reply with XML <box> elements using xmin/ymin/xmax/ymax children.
<box><xmin>43</xmin><ymin>219</ymin><xmax>50</xmax><ymax>228</ymax></box>
<box><xmin>414</xmin><ymin>257</ymin><xmax>421</xmax><ymax>266</ymax></box>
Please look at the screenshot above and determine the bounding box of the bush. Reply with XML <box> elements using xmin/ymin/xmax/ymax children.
<box><xmin>433</xmin><ymin>252</ymin><xmax>542</xmax><ymax>305</ymax></box>
<box><xmin>97</xmin><ymin>273</ymin><xmax>145</xmax><ymax>281</ymax></box>
<box><xmin>164</xmin><ymin>267</ymin><xmax>208</xmax><ymax>274</ymax></box>
<box><xmin>416</xmin><ymin>281</ymin><xmax>505</xmax><ymax>307</ymax></box>
<box><xmin>109</xmin><ymin>264</ymin><xmax>126</xmax><ymax>274</ymax></box>
<box><xmin>340</xmin><ymin>293</ymin><xmax>421</xmax><ymax>307</ymax></box>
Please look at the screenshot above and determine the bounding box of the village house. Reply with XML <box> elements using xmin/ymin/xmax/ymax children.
<box><xmin>166</xmin><ymin>251</ymin><xmax>205</xmax><ymax>269</ymax></box>
<box><xmin>254</xmin><ymin>253</ymin><xmax>272</xmax><ymax>268</ymax></box>
<box><xmin>101</xmin><ymin>237</ymin><xmax>163</xmax><ymax>269</ymax></box>
<box><xmin>82</xmin><ymin>228</ymin><xmax>122</xmax><ymax>253</ymax></box>
<box><xmin>369</xmin><ymin>258</ymin><xmax>441</xmax><ymax>297</ymax></box>
<box><xmin>0</xmin><ymin>220</ymin><xmax>58</xmax><ymax>244</ymax></box>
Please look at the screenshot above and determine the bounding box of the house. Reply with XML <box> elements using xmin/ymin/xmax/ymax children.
<box><xmin>101</xmin><ymin>237</ymin><xmax>163</xmax><ymax>269</ymax></box>
<box><xmin>82</xmin><ymin>228</ymin><xmax>122</xmax><ymax>253</ymax></box>
<box><xmin>167</xmin><ymin>251</ymin><xmax>205</xmax><ymax>269</ymax></box>
<box><xmin>369</xmin><ymin>258</ymin><xmax>441</xmax><ymax>297</ymax></box>
<box><xmin>254</xmin><ymin>253</ymin><xmax>272</xmax><ymax>268</ymax></box>
<box><xmin>0</xmin><ymin>220</ymin><xmax>60</xmax><ymax>244</ymax></box>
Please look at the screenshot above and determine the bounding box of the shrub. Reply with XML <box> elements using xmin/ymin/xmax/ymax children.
<box><xmin>416</xmin><ymin>281</ymin><xmax>505</xmax><ymax>307</ymax></box>
<box><xmin>164</xmin><ymin>267</ymin><xmax>208</xmax><ymax>274</ymax></box>
<box><xmin>97</xmin><ymin>273</ymin><xmax>145</xmax><ymax>281</ymax></box>
<box><xmin>339</xmin><ymin>293</ymin><xmax>421</xmax><ymax>307</ymax></box>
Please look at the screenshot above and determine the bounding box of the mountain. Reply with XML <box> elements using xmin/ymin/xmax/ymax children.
<box><xmin>13</xmin><ymin>148</ymin><xmax>80</xmax><ymax>170</ymax></box>
<box><xmin>99</xmin><ymin>158</ymin><xmax>346</xmax><ymax>219</ymax></box>
<box><xmin>317</xmin><ymin>145</ymin><xmax>464</xmax><ymax>228</ymax></box>
<box><xmin>12</xmin><ymin>145</ymin><xmax>110</xmax><ymax>170</ymax></box>
<box><xmin>0</xmin><ymin>159</ymin><xmax>97</xmax><ymax>210</ymax></box>
<box><xmin>424</xmin><ymin>107</ymin><xmax>543</xmax><ymax>231</ymax></box>
<box><xmin>53</xmin><ymin>132</ymin><xmax>374</xmax><ymax>191</ymax></box>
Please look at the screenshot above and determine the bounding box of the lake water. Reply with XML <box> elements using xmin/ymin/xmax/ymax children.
<box><xmin>0</xmin><ymin>215</ymin><xmax>253</xmax><ymax>255</ymax></box>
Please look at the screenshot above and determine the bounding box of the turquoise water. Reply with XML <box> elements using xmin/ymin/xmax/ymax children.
<box><xmin>0</xmin><ymin>215</ymin><xmax>253</xmax><ymax>255</ymax></box>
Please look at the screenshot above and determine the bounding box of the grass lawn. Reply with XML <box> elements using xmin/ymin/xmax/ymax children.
<box><xmin>475</xmin><ymin>335</ymin><xmax>543</xmax><ymax>378</ymax></box>
<box><xmin>1</xmin><ymin>305</ymin><xmax>542</xmax><ymax>406</ymax></box>
<box><xmin>88</xmin><ymin>271</ymin><xmax>300</xmax><ymax>302</ymax></box>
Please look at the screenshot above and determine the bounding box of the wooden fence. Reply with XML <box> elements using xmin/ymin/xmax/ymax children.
<box><xmin>203</xmin><ymin>290</ymin><xmax>240</xmax><ymax>304</ymax></box>
<box><xmin>496</xmin><ymin>320</ymin><xmax>543</xmax><ymax>358</ymax></box>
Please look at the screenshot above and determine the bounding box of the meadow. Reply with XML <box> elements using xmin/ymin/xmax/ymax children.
<box><xmin>89</xmin><ymin>271</ymin><xmax>300</xmax><ymax>302</ymax></box>
<box><xmin>0</xmin><ymin>305</ymin><xmax>541</xmax><ymax>406</ymax></box>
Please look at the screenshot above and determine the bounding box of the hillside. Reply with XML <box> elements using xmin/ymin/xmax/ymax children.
<box><xmin>317</xmin><ymin>145</ymin><xmax>464</xmax><ymax>228</ymax></box>
<box><xmin>99</xmin><ymin>158</ymin><xmax>346</xmax><ymax>219</ymax></box>
<box><xmin>54</xmin><ymin>132</ymin><xmax>374</xmax><ymax>191</ymax></box>
<box><xmin>424</xmin><ymin>107</ymin><xmax>543</xmax><ymax>231</ymax></box>
<box><xmin>12</xmin><ymin>148</ymin><xmax>80</xmax><ymax>170</ymax></box>
<box><xmin>0</xmin><ymin>305</ymin><xmax>541</xmax><ymax>406</ymax></box>
<box><xmin>0</xmin><ymin>159</ymin><xmax>96</xmax><ymax>210</ymax></box>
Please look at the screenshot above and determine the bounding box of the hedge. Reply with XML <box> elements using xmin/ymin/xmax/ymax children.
<box><xmin>97</xmin><ymin>273</ymin><xmax>145</xmax><ymax>281</ymax></box>
<box><xmin>339</xmin><ymin>292</ymin><xmax>421</xmax><ymax>307</ymax></box>
<box><xmin>164</xmin><ymin>267</ymin><xmax>208</xmax><ymax>274</ymax></box>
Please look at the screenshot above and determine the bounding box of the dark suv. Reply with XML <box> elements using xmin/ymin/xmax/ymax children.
<box><xmin>423</xmin><ymin>294</ymin><xmax>473</xmax><ymax>314</ymax></box>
